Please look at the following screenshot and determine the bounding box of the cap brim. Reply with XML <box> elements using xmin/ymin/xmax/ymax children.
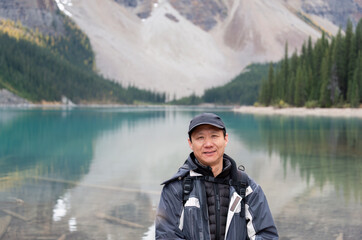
<box><xmin>188</xmin><ymin>122</ymin><xmax>225</xmax><ymax>134</ymax></box>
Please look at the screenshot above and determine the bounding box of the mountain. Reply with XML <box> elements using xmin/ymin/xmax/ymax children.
<box><xmin>284</xmin><ymin>0</ymin><xmax>362</xmax><ymax>30</ymax></box>
<box><xmin>59</xmin><ymin>0</ymin><xmax>361</xmax><ymax>99</ymax></box>
<box><xmin>0</xmin><ymin>0</ymin><xmax>166</xmax><ymax>104</ymax></box>
<box><xmin>115</xmin><ymin>0</ymin><xmax>362</xmax><ymax>32</ymax></box>
<box><xmin>1</xmin><ymin>0</ymin><xmax>361</xmax><ymax>99</ymax></box>
<box><xmin>0</xmin><ymin>0</ymin><xmax>66</xmax><ymax>35</ymax></box>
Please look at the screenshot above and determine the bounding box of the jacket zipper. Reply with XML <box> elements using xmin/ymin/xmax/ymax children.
<box><xmin>214</xmin><ymin>183</ymin><xmax>220</xmax><ymax>240</ymax></box>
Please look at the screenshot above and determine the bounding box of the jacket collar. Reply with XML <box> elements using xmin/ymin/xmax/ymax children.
<box><xmin>162</xmin><ymin>153</ymin><xmax>238</xmax><ymax>185</ymax></box>
<box><xmin>189</xmin><ymin>152</ymin><xmax>232</xmax><ymax>178</ymax></box>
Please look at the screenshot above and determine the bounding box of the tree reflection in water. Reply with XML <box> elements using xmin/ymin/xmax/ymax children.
<box><xmin>254</xmin><ymin>116</ymin><xmax>362</xmax><ymax>203</ymax></box>
<box><xmin>0</xmin><ymin>108</ymin><xmax>164</xmax><ymax>240</ymax></box>
<box><xmin>1</xmin><ymin>109</ymin><xmax>361</xmax><ymax>239</ymax></box>
<box><xmin>227</xmin><ymin>113</ymin><xmax>362</xmax><ymax>239</ymax></box>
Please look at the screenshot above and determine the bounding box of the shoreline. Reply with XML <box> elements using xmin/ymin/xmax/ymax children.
<box><xmin>233</xmin><ymin>106</ymin><xmax>362</xmax><ymax>118</ymax></box>
<box><xmin>2</xmin><ymin>101</ymin><xmax>362</xmax><ymax>119</ymax></box>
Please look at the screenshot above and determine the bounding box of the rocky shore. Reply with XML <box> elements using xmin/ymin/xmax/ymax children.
<box><xmin>234</xmin><ymin>106</ymin><xmax>362</xmax><ymax>118</ymax></box>
<box><xmin>0</xmin><ymin>89</ymin><xmax>32</xmax><ymax>106</ymax></box>
<box><xmin>1</xmin><ymin>90</ymin><xmax>362</xmax><ymax>118</ymax></box>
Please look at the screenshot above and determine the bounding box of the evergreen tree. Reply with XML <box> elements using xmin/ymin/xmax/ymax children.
<box><xmin>305</xmin><ymin>65</ymin><xmax>313</xmax><ymax>101</ymax></box>
<box><xmin>274</xmin><ymin>70</ymin><xmax>282</xmax><ymax>102</ymax></box>
<box><xmin>289</xmin><ymin>50</ymin><xmax>299</xmax><ymax>77</ymax></box>
<box><xmin>356</xmin><ymin>20</ymin><xmax>362</xmax><ymax>54</ymax></box>
<box><xmin>287</xmin><ymin>72</ymin><xmax>295</xmax><ymax>105</ymax></box>
<box><xmin>347</xmin><ymin>34</ymin><xmax>357</xmax><ymax>102</ymax></box>
<box><xmin>334</xmin><ymin>29</ymin><xmax>347</xmax><ymax>99</ymax></box>
<box><xmin>310</xmin><ymin>33</ymin><xmax>327</xmax><ymax>101</ymax></box>
<box><xmin>300</xmin><ymin>43</ymin><xmax>307</xmax><ymax>65</ymax></box>
<box><xmin>307</xmin><ymin>36</ymin><xmax>314</xmax><ymax>69</ymax></box>
<box><xmin>350</xmin><ymin>71</ymin><xmax>360</xmax><ymax>108</ymax></box>
<box><xmin>319</xmin><ymin>49</ymin><xmax>332</xmax><ymax>107</ymax></box>
<box><xmin>286</xmin><ymin>51</ymin><xmax>299</xmax><ymax>104</ymax></box>
<box><xmin>266</xmin><ymin>62</ymin><xmax>274</xmax><ymax>105</ymax></box>
<box><xmin>281</xmin><ymin>42</ymin><xmax>289</xmax><ymax>100</ymax></box>
<box><xmin>258</xmin><ymin>66</ymin><xmax>272</xmax><ymax>106</ymax></box>
<box><xmin>330</xmin><ymin>63</ymin><xmax>340</xmax><ymax>105</ymax></box>
<box><xmin>259</xmin><ymin>78</ymin><xmax>268</xmax><ymax>105</ymax></box>
<box><xmin>294</xmin><ymin>65</ymin><xmax>306</xmax><ymax>107</ymax></box>
<box><xmin>344</xmin><ymin>20</ymin><xmax>354</xmax><ymax>96</ymax></box>
<box><xmin>353</xmin><ymin>52</ymin><xmax>362</xmax><ymax>103</ymax></box>
<box><xmin>329</xmin><ymin>39</ymin><xmax>340</xmax><ymax>105</ymax></box>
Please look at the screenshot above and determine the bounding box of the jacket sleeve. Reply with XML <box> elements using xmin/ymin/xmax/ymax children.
<box><xmin>155</xmin><ymin>181</ymin><xmax>186</xmax><ymax>240</ymax></box>
<box><xmin>245</xmin><ymin>180</ymin><xmax>279</xmax><ymax>240</ymax></box>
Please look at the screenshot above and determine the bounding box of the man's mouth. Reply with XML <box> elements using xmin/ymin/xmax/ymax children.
<box><xmin>203</xmin><ymin>150</ymin><xmax>216</xmax><ymax>155</ymax></box>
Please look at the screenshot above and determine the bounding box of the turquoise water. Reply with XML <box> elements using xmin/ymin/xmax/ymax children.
<box><xmin>0</xmin><ymin>107</ymin><xmax>361</xmax><ymax>239</ymax></box>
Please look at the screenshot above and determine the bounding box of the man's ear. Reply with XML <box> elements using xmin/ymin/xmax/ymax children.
<box><xmin>224</xmin><ymin>133</ymin><xmax>229</xmax><ymax>146</ymax></box>
<box><xmin>188</xmin><ymin>138</ymin><xmax>193</xmax><ymax>150</ymax></box>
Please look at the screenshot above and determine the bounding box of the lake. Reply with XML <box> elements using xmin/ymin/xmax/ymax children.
<box><xmin>0</xmin><ymin>106</ymin><xmax>361</xmax><ymax>240</ymax></box>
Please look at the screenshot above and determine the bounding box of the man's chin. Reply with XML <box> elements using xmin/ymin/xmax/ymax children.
<box><xmin>199</xmin><ymin>157</ymin><xmax>218</xmax><ymax>166</ymax></box>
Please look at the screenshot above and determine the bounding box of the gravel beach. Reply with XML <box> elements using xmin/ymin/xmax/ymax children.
<box><xmin>234</xmin><ymin>106</ymin><xmax>362</xmax><ymax>118</ymax></box>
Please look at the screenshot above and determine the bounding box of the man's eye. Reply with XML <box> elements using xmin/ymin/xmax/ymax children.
<box><xmin>197</xmin><ymin>136</ymin><xmax>204</xmax><ymax>140</ymax></box>
<box><xmin>212</xmin><ymin>135</ymin><xmax>219</xmax><ymax>138</ymax></box>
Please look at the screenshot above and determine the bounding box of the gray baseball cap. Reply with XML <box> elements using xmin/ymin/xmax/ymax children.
<box><xmin>188</xmin><ymin>113</ymin><xmax>226</xmax><ymax>135</ymax></box>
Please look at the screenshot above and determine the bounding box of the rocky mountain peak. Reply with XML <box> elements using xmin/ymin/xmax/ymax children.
<box><xmin>284</xmin><ymin>0</ymin><xmax>362</xmax><ymax>29</ymax></box>
<box><xmin>0</xmin><ymin>0</ymin><xmax>65</xmax><ymax>35</ymax></box>
<box><xmin>114</xmin><ymin>0</ymin><xmax>156</xmax><ymax>19</ymax></box>
<box><xmin>114</xmin><ymin>0</ymin><xmax>228</xmax><ymax>31</ymax></box>
<box><xmin>168</xmin><ymin>0</ymin><xmax>228</xmax><ymax>31</ymax></box>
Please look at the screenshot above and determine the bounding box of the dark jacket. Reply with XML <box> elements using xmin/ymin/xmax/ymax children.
<box><xmin>191</xmin><ymin>153</ymin><xmax>232</xmax><ymax>240</ymax></box>
<box><xmin>155</xmin><ymin>153</ymin><xmax>279</xmax><ymax>240</ymax></box>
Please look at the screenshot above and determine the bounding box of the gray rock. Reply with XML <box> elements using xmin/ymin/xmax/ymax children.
<box><xmin>302</xmin><ymin>0</ymin><xmax>362</xmax><ymax>29</ymax></box>
<box><xmin>0</xmin><ymin>89</ymin><xmax>31</xmax><ymax>106</ymax></box>
<box><xmin>0</xmin><ymin>0</ymin><xmax>65</xmax><ymax>36</ymax></box>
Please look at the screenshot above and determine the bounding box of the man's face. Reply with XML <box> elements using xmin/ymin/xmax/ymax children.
<box><xmin>188</xmin><ymin>124</ymin><xmax>228</xmax><ymax>167</ymax></box>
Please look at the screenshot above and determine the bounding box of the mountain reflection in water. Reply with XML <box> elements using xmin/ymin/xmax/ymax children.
<box><xmin>227</xmin><ymin>114</ymin><xmax>362</xmax><ymax>202</ymax></box>
<box><xmin>0</xmin><ymin>107</ymin><xmax>361</xmax><ymax>240</ymax></box>
<box><xmin>0</xmin><ymin>108</ymin><xmax>165</xmax><ymax>240</ymax></box>
<box><xmin>226</xmin><ymin>113</ymin><xmax>362</xmax><ymax>239</ymax></box>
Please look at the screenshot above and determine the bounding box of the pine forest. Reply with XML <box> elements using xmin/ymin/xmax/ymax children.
<box><xmin>259</xmin><ymin>19</ymin><xmax>362</xmax><ymax>108</ymax></box>
<box><xmin>0</xmin><ymin>15</ymin><xmax>165</xmax><ymax>104</ymax></box>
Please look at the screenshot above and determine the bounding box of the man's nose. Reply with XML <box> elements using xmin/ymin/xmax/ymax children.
<box><xmin>204</xmin><ymin>137</ymin><xmax>213</xmax><ymax>147</ymax></box>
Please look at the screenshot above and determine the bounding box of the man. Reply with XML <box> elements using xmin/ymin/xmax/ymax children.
<box><xmin>155</xmin><ymin>113</ymin><xmax>278</xmax><ymax>240</ymax></box>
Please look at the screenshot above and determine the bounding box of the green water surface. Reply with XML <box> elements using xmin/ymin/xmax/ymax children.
<box><xmin>0</xmin><ymin>107</ymin><xmax>361</xmax><ymax>239</ymax></box>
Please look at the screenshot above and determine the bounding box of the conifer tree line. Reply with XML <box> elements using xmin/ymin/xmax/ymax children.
<box><xmin>259</xmin><ymin>19</ymin><xmax>362</xmax><ymax>108</ymax></box>
<box><xmin>172</xmin><ymin>63</ymin><xmax>269</xmax><ymax>105</ymax></box>
<box><xmin>0</xmin><ymin>17</ymin><xmax>165</xmax><ymax>104</ymax></box>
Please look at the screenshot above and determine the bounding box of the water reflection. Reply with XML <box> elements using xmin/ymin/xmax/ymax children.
<box><xmin>227</xmin><ymin>113</ymin><xmax>362</xmax><ymax>239</ymax></box>
<box><xmin>256</xmin><ymin>116</ymin><xmax>361</xmax><ymax>203</ymax></box>
<box><xmin>0</xmin><ymin>108</ymin><xmax>361</xmax><ymax>239</ymax></box>
<box><xmin>0</xmin><ymin>107</ymin><xmax>166</xmax><ymax>240</ymax></box>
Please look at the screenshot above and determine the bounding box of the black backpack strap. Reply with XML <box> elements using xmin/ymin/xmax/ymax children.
<box><xmin>235</xmin><ymin>169</ymin><xmax>248</xmax><ymax>218</ymax></box>
<box><xmin>182</xmin><ymin>175</ymin><xmax>207</xmax><ymax>205</ymax></box>
<box><xmin>237</xmin><ymin>170</ymin><xmax>247</xmax><ymax>197</ymax></box>
<box><xmin>182</xmin><ymin>175</ymin><xmax>226</xmax><ymax>205</ymax></box>
<box><xmin>182</xmin><ymin>176</ymin><xmax>194</xmax><ymax>205</ymax></box>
